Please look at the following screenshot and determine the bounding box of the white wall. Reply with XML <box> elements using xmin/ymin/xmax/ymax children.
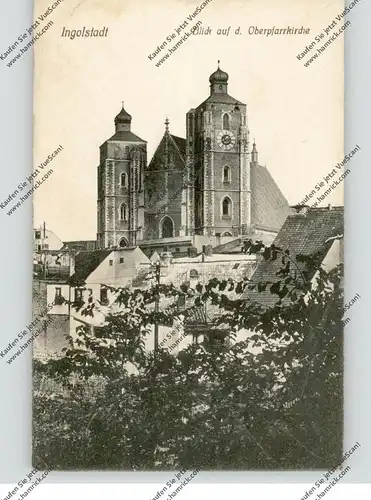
<box><xmin>47</xmin><ymin>283</ymin><xmax>70</xmax><ymax>315</ymax></box>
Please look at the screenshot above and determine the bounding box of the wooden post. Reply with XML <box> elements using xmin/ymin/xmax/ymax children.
<box><xmin>154</xmin><ymin>260</ymin><xmax>161</xmax><ymax>353</ymax></box>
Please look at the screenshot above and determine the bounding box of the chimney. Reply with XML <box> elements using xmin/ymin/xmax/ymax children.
<box><xmin>203</xmin><ymin>244</ymin><xmax>213</xmax><ymax>257</ymax></box>
<box><xmin>291</xmin><ymin>204</ymin><xmax>310</xmax><ymax>216</ymax></box>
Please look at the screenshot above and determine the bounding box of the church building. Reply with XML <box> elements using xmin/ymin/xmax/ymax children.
<box><xmin>97</xmin><ymin>63</ymin><xmax>291</xmax><ymax>253</ymax></box>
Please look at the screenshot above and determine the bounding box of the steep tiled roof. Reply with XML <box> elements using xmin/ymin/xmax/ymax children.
<box><xmin>251</xmin><ymin>163</ymin><xmax>291</xmax><ymax>231</ymax></box>
<box><xmin>170</xmin><ymin>134</ymin><xmax>186</xmax><ymax>158</ymax></box>
<box><xmin>160</xmin><ymin>254</ymin><xmax>257</xmax><ymax>288</ymax></box>
<box><xmin>199</xmin><ymin>93</ymin><xmax>245</xmax><ymax>106</ymax></box>
<box><xmin>242</xmin><ymin>206</ymin><xmax>344</xmax><ymax>306</ymax></box>
<box><xmin>156</xmin><ymin>255</ymin><xmax>258</xmax><ymax>329</ymax></box>
<box><xmin>69</xmin><ymin>250</ymin><xmax>112</xmax><ymax>285</ymax></box>
<box><xmin>107</xmin><ymin>131</ymin><xmax>146</xmax><ymax>142</ymax></box>
<box><xmin>148</xmin><ymin>132</ymin><xmax>186</xmax><ymax>170</ymax></box>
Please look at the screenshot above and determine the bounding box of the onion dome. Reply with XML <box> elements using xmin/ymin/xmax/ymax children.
<box><xmin>114</xmin><ymin>102</ymin><xmax>132</xmax><ymax>125</ymax></box>
<box><xmin>209</xmin><ymin>61</ymin><xmax>229</xmax><ymax>84</ymax></box>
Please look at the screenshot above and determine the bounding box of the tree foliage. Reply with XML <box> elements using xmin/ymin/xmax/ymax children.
<box><xmin>33</xmin><ymin>240</ymin><xmax>343</xmax><ymax>470</ymax></box>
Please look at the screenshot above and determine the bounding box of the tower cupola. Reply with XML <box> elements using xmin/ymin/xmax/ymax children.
<box><xmin>114</xmin><ymin>102</ymin><xmax>132</xmax><ymax>132</ymax></box>
<box><xmin>209</xmin><ymin>61</ymin><xmax>228</xmax><ymax>95</ymax></box>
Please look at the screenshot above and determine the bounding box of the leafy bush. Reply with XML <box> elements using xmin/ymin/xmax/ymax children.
<box><xmin>33</xmin><ymin>241</ymin><xmax>343</xmax><ymax>470</ymax></box>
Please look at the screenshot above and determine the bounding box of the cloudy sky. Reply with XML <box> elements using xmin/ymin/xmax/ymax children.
<box><xmin>34</xmin><ymin>0</ymin><xmax>344</xmax><ymax>240</ymax></box>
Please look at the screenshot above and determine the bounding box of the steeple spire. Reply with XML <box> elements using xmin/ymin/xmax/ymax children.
<box><xmin>251</xmin><ymin>139</ymin><xmax>258</xmax><ymax>164</ymax></box>
<box><xmin>165</xmin><ymin>117</ymin><xmax>170</xmax><ymax>133</ymax></box>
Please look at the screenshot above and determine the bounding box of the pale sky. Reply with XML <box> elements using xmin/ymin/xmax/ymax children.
<box><xmin>34</xmin><ymin>0</ymin><xmax>344</xmax><ymax>241</ymax></box>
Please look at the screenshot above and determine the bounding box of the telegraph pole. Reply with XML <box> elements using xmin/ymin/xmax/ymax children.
<box><xmin>154</xmin><ymin>260</ymin><xmax>161</xmax><ymax>353</ymax></box>
<box><xmin>43</xmin><ymin>221</ymin><xmax>47</xmax><ymax>280</ymax></box>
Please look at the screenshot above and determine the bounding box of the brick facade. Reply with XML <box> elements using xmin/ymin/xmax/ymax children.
<box><xmin>185</xmin><ymin>65</ymin><xmax>250</xmax><ymax>237</ymax></box>
<box><xmin>143</xmin><ymin>129</ymin><xmax>186</xmax><ymax>240</ymax></box>
<box><xmin>97</xmin><ymin>105</ymin><xmax>146</xmax><ymax>249</ymax></box>
<box><xmin>96</xmin><ymin>66</ymin><xmax>290</xmax><ymax>251</ymax></box>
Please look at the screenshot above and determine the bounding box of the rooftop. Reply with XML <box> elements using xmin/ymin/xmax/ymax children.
<box><xmin>106</xmin><ymin>131</ymin><xmax>146</xmax><ymax>143</ymax></box>
<box><xmin>69</xmin><ymin>250</ymin><xmax>112</xmax><ymax>285</ymax></box>
<box><xmin>251</xmin><ymin>163</ymin><xmax>291</xmax><ymax>231</ymax></box>
<box><xmin>199</xmin><ymin>93</ymin><xmax>245</xmax><ymax>107</ymax></box>
<box><xmin>242</xmin><ymin>205</ymin><xmax>344</xmax><ymax>306</ymax></box>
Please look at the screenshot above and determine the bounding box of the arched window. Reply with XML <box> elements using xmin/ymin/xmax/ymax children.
<box><xmin>120</xmin><ymin>203</ymin><xmax>128</xmax><ymax>221</ymax></box>
<box><xmin>120</xmin><ymin>172</ymin><xmax>127</xmax><ymax>187</ymax></box>
<box><xmin>223</xmin><ymin>113</ymin><xmax>230</xmax><ymax>130</ymax></box>
<box><xmin>222</xmin><ymin>197</ymin><xmax>232</xmax><ymax>217</ymax></box>
<box><xmin>189</xmin><ymin>269</ymin><xmax>199</xmax><ymax>280</ymax></box>
<box><xmin>223</xmin><ymin>165</ymin><xmax>230</xmax><ymax>183</ymax></box>
<box><xmin>160</xmin><ymin>216</ymin><xmax>174</xmax><ymax>238</ymax></box>
<box><xmin>119</xmin><ymin>237</ymin><xmax>128</xmax><ymax>248</ymax></box>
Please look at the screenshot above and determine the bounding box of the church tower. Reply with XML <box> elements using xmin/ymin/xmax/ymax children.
<box><xmin>97</xmin><ymin>103</ymin><xmax>146</xmax><ymax>249</ymax></box>
<box><xmin>185</xmin><ymin>63</ymin><xmax>251</xmax><ymax>237</ymax></box>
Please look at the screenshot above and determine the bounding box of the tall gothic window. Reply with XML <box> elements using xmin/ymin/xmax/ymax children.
<box><xmin>120</xmin><ymin>172</ymin><xmax>127</xmax><ymax>187</ymax></box>
<box><xmin>223</xmin><ymin>165</ymin><xmax>231</xmax><ymax>183</ymax></box>
<box><xmin>120</xmin><ymin>203</ymin><xmax>127</xmax><ymax>221</ymax></box>
<box><xmin>223</xmin><ymin>113</ymin><xmax>230</xmax><ymax>130</ymax></box>
<box><xmin>222</xmin><ymin>197</ymin><xmax>232</xmax><ymax>217</ymax></box>
<box><xmin>161</xmin><ymin>216</ymin><xmax>174</xmax><ymax>238</ymax></box>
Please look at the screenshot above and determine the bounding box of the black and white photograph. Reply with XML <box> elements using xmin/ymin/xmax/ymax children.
<box><xmin>18</xmin><ymin>0</ymin><xmax>350</xmax><ymax>472</ymax></box>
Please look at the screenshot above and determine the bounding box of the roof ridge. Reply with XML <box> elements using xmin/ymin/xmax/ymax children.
<box><xmin>250</xmin><ymin>162</ymin><xmax>290</xmax><ymax>231</ymax></box>
<box><xmin>106</xmin><ymin>131</ymin><xmax>146</xmax><ymax>143</ymax></box>
<box><xmin>304</xmin><ymin>206</ymin><xmax>344</xmax><ymax>211</ymax></box>
<box><xmin>169</xmin><ymin>133</ymin><xmax>186</xmax><ymax>140</ymax></box>
<box><xmin>168</xmin><ymin>133</ymin><xmax>186</xmax><ymax>162</ymax></box>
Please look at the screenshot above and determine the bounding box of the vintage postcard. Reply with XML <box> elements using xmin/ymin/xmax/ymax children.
<box><xmin>19</xmin><ymin>0</ymin><xmax>351</xmax><ymax>471</ymax></box>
